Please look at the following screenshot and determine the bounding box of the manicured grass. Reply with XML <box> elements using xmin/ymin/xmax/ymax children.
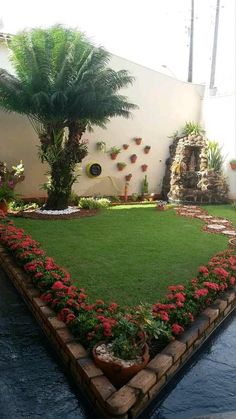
<box><xmin>12</xmin><ymin>204</ymin><xmax>231</xmax><ymax>306</ymax></box>
<box><xmin>203</xmin><ymin>204</ymin><xmax>236</xmax><ymax>227</ymax></box>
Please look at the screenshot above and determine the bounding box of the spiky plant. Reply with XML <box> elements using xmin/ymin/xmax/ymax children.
<box><xmin>182</xmin><ymin>122</ymin><xmax>205</xmax><ymax>136</ymax></box>
<box><xmin>0</xmin><ymin>26</ymin><xmax>137</xmax><ymax>209</ymax></box>
<box><xmin>207</xmin><ymin>140</ymin><xmax>224</xmax><ymax>172</ymax></box>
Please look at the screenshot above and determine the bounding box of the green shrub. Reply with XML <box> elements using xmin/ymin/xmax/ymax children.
<box><xmin>79</xmin><ymin>197</ymin><xmax>110</xmax><ymax>209</ymax></box>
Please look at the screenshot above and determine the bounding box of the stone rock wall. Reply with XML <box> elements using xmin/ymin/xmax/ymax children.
<box><xmin>162</xmin><ymin>134</ymin><xmax>228</xmax><ymax>204</ymax></box>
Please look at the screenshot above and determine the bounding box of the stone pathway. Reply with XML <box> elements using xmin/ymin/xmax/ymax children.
<box><xmin>176</xmin><ymin>206</ymin><xmax>236</xmax><ymax>239</ymax></box>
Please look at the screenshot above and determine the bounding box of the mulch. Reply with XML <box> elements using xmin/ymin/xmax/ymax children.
<box><xmin>9</xmin><ymin>209</ymin><xmax>99</xmax><ymax>220</ymax></box>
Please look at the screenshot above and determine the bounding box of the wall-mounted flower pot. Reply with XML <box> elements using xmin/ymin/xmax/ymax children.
<box><xmin>134</xmin><ymin>137</ymin><xmax>142</xmax><ymax>145</ymax></box>
<box><xmin>125</xmin><ymin>173</ymin><xmax>132</xmax><ymax>181</ymax></box>
<box><xmin>230</xmin><ymin>162</ymin><xmax>236</xmax><ymax>170</ymax></box>
<box><xmin>141</xmin><ymin>164</ymin><xmax>148</xmax><ymax>172</ymax></box>
<box><xmin>130</xmin><ymin>154</ymin><xmax>137</xmax><ymax>163</ymax></box>
<box><xmin>123</xmin><ymin>144</ymin><xmax>129</xmax><ymax>150</ymax></box>
<box><xmin>110</xmin><ymin>153</ymin><xmax>118</xmax><ymax>160</ymax></box>
<box><xmin>117</xmin><ymin>162</ymin><xmax>127</xmax><ymax>171</ymax></box>
<box><xmin>144</xmin><ymin>146</ymin><xmax>151</xmax><ymax>154</ymax></box>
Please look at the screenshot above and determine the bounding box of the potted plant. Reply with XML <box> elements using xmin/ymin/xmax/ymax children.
<box><xmin>125</xmin><ymin>173</ymin><xmax>132</xmax><ymax>182</ymax></box>
<box><xmin>0</xmin><ymin>179</ymin><xmax>17</xmax><ymax>213</ymax></box>
<box><xmin>131</xmin><ymin>192</ymin><xmax>139</xmax><ymax>202</ymax></box>
<box><xmin>117</xmin><ymin>162</ymin><xmax>127</xmax><ymax>171</ymax></box>
<box><xmin>96</xmin><ymin>141</ymin><xmax>106</xmax><ymax>152</ymax></box>
<box><xmin>130</xmin><ymin>154</ymin><xmax>137</xmax><ymax>163</ymax></box>
<box><xmin>109</xmin><ymin>146</ymin><xmax>121</xmax><ymax>160</ymax></box>
<box><xmin>141</xmin><ymin>164</ymin><xmax>148</xmax><ymax>172</ymax></box>
<box><xmin>134</xmin><ymin>137</ymin><xmax>142</xmax><ymax>145</ymax></box>
<box><xmin>93</xmin><ymin>305</ymin><xmax>171</xmax><ymax>387</ymax></box>
<box><xmin>229</xmin><ymin>159</ymin><xmax>236</xmax><ymax>170</ymax></box>
<box><xmin>144</xmin><ymin>145</ymin><xmax>151</xmax><ymax>154</ymax></box>
<box><xmin>123</xmin><ymin>144</ymin><xmax>129</xmax><ymax>150</ymax></box>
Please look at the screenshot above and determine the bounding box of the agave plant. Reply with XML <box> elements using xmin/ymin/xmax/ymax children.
<box><xmin>207</xmin><ymin>140</ymin><xmax>224</xmax><ymax>172</ymax></box>
<box><xmin>0</xmin><ymin>26</ymin><xmax>137</xmax><ymax>210</ymax></box>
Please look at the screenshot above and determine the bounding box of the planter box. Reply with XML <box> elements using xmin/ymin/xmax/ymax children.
<box><xmin>0</xmin><ymin>245</ymin><xmax>235</xmax><ymax>418</ymax></box>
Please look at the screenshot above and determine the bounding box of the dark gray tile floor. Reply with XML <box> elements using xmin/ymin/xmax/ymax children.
<box><xmin>1</xmin><ymin>266</ymin><xmax>236</xmax><ymax>419</ymax></box>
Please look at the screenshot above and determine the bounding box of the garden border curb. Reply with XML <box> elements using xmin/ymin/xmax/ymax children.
<box><xmin>0</xmin><ymin>245</ymin><xmax>235</xmax><ymax>419</ymax></box>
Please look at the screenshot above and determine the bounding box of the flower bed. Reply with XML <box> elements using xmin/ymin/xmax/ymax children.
<box><xmin>0</xmin><ymin>210</ymin><xmax>236</xmax><ymax>417</ymax></box>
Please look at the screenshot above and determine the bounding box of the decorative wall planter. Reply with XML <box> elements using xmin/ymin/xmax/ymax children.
<box><xmin>141</xmin><ymin>164</ymin><xmax>148</xmax><ymax>172</ymax></box>
<box><xmin>230</xmin><ymin>161</ymin><xmax>236</xmax><ymax>170</ymax></box>
<box><xmin>117</xmin><ymin>162</ymin><xmax>127</xmax><ymax>171</ymax></box>
<box><xmin>96</xmin><ymin>141</ymin><xmax>106</xmax><ymax>152</ymax></box>
<box><xmin>125</xmin><ymin>173</ymin><xmax>132</xmax><ymax>182</ymax></box>
<box><xmin>110</xmin><ymin>152</ymin><xmax>119</xmax><ymax>160</ymax></box>
<box><xmin>134</xmin><ymin>137</ymin><xmax>142</xmax><ymax>145</ymax></box>
<box><xmin>130</xmin><ymin>154</ymin><xmax>137</xmax><ymax>163</ymax></box>
<box><xmin>123</xmin><ymin>144</ymin><xmax>129</xmax><ymax>150</ymax></box>
<box><xmin>144</xmin><ymin>146</ymin><xmax>151</xmax><ymax>154</ymax></box>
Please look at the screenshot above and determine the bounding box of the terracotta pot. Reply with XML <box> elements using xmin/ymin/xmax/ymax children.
<box><xmin>111</xmin><ymin>153</ymin><xmax>118</xmax><ymax>160</ymax></box>
<box><xmin>130</xmin><ymin>155</ymin><xmax>137</xmax><ymax>164</ymax></box>
<box><xmin>230</xmin><ymin>162</ymin><xmax>236</xmax><ymax>170</ymax></box>
<box><xmin>134</xmin><ymin>137</ymin><xmax>142</xmax><ymax>145</ymax></box>
<box><xmin>117</xmin><ymin>163</ymin><xmax>126</xmax><ymax>171</ymax></box>
<box><xmin>0</xmin><ymin>200</ymin><xmax>8</xmax><ymax>215</ymax></box>
<box><xmin>144</xmin><ymin>147</ymin><xmax>151</xmax><ymax>154</ymax></box>
<box><xmin>123</xmin><ymin>144</ymin><xmax>129</xmax><ymax>150</ymax></box>
<box><xmin>93</xmin><ymin>342</ymin><xmax>150</xmax><ymax>388</ymax></box>
<box><xmin>125</xmin><ymin>174</ymin><xmax>132</xmax><ymax>181</ymax></box>
<box><xmin>141</xmin><ymin>164</ymin><xmax>148</xmax><ymax>172</ymax></box>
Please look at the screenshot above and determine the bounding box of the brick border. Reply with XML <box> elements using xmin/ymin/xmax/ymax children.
<box><xmin>0</xmin><ymin>245</ymin><xmax>235</xmax><ymax>419</ymax></box>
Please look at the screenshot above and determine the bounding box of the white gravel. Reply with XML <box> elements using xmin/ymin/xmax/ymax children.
<box><xmin>36</xmin><ymin>206</ymin><xmax>80</xmax><ymax>215</ymax></box>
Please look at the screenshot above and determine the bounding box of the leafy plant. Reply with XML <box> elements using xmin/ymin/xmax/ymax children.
<box><xmin>0</xmin><ymin>26</ymin><xmax>137</xmax><ymax>210</ymax></box>
<box><xmin>230</xmin><ymin>159</ymin><xmax>236</xmax><ymax>163</ymax></box>
<box><xmin>109</xmin><ymin>146</ymin><xmax>121</xmax><ymax>155</ymax></box>
<box><xmin>96</xmin><ymin>141</ymin><xmax>106</xmax><ymax>152</ymax></box>
<box><xmin>207</xmin><ymin>141</ymin><xmax>224</xmax><ymax>172</ymax></box>
<box><xmin>131</xmin><ymin>193</ymin><xmax>139</xmax><ymax>202</ymax></box>
<box><xmin>70</xmin><ymin>190</ymin><xmax>80</xmax><ymax>206</ymax></box>
<box><xmin>142</xmin><ymin>175</ymin><xmax>149</xmax><ymax>194</ymax></box>
<box><xmin>79</xmin><ymin>197</ymin><xmax>110</xmax><ymax>209</ymax></box>
<box><xmin>182</xmin><ymin>122</ymin><xmax>205</xmax><ymax>136</ymax></box>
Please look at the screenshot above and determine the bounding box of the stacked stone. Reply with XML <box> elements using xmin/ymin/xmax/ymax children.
<box><xmin>163</xmin><ymin>134</ymin><xmax>228</xmax><ymax>204</ymax></box>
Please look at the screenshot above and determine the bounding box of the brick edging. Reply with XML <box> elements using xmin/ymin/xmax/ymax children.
<box><xmin>0</xmin><ymin>245</ymin><xmax>235</xmax><ymax>419</ymax></box>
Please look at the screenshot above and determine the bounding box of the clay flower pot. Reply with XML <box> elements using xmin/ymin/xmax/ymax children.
<box><xmin>144</xmin><ymin>146</ymin><xmax>151</xmax><ymax>154</ymax></box>
<box><xmin>117</xmin><ymin>162</ymin><xmax>127</xmax><ymax>171</ymax></box>
<box><xmin>134</xmin><ymin>137</ymin><xmax>142</xmax><ymax>145</ymax></box>
<box><xmin>125</xmin><ymin>173</ymin><xmax>132</xmax><ymax>182</ymax></box>
<box><xmin>123</xmin><ymin>144</ymin><xmax>129</xmax><ymax>150</ymax></box>
<box><xmin>130</xmin><ymin>154</ymin><xmax>137</xmax><ymax>164</ymax></box>
<box><xmin>110</xmin><ymin>153</ymin><xmax>118</xmax><ymax>160</ymax></box>
<box><xmin>229</xmin><ymin>238</ymin><xmax>236</xmax><ymax>248</ymax></box>
<box><xmin>230</xmin><ymin>162</ymin><xmax>236</xmax><ymax>170</ymax></box>
<box><xmin>141</xmin><ymin>164</ymin><xmax>148</xmax><ymax>172</ymax></box>
<box><xmin>93</xmin><ymin>342</ymin><xmax>150</xmax><ymax>388</ymax></box>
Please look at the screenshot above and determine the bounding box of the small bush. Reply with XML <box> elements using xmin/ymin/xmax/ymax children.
<box><xmin>79</xmin><ymin>197</ymin><xmax>110</xmax><ymax>209</ymax></box>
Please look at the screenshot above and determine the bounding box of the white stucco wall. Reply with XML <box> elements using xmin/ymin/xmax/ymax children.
<box><xmin>201</xmin><ymin>92</ymin><xmax>236</xmax><ymax>199</ymax></box>
<box><xmin>0</xmin><ymin>41</ymin><xmax>204</xmax><ymax>198</ymax></box>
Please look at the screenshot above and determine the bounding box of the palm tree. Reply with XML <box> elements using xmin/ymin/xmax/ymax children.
<box><xmin>0</xmin><ymin>26</ymin><xmax>137</xmax><ymax>210</ymax></box>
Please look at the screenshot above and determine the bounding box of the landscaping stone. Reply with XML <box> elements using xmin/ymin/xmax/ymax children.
<box><xmin>222</xmin><ymin>230</ymin><xmax>236</xmax><ymax>236</ymax></box>
<box><xmin>128</xmin><ymin>369</ymin><xmax>156</xmax><ymax>395</ymax></box>
<box><xmin>147</xmin><ymin>354</ymin><xmax>173</xmax><ymax>379</ymax></box>
<box><xmin>206</xmin><ymin>224</ymin><xmax>225</xmax><ymax>230</ymax></box>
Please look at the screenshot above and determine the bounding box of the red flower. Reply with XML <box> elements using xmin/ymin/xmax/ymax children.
<box><xmin>159</xmin><ymin>311</ymin><xmax>169</xmax><ymax>322</ymax></box>
<box><xmin>199</xmin><ymin>266</ymin><xmax>209</xmax><ymax>277</ymax></box>
<box><xmin>203</xmin><ymin>281</ymin><xmax>219</xmax><ymax>291</ymax></box>
<box><xmin>230</xmin><ymin>276</ymin><xmax>236</xmax><ymax>285</ymax></box>
<box><xmin>51</xmin><ymin>281</ymin><xmax>67</xmax><ymax>290</ymax></box>
<box><xmin>194</xmin><ymin>288</ymin><xmax>209</xmax><ymax>299</ymax></box>
<box><xmin>175</xmin><ymin>292</ymin><xmax>186</xmax><ymax>303</ymax></box>
<box><xmin>171</xmin><ymin>323</ymin><xmax>184</xmax><ymax>335</ymax></box>
<box><xmin>213</xmin><ymin>267</ymin><xmax>229</xmax><ymax>279</ymax></box>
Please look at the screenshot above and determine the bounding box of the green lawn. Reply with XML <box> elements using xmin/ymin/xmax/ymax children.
<box><xmin>12</xmin><ymin>204</ymin><xmax>235</xmax><ymax>306</ymax></box>
<box><xmin>203</xmin><ymin>204</ymin><xmax>236</xmax><ymax>226</ymax></box>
